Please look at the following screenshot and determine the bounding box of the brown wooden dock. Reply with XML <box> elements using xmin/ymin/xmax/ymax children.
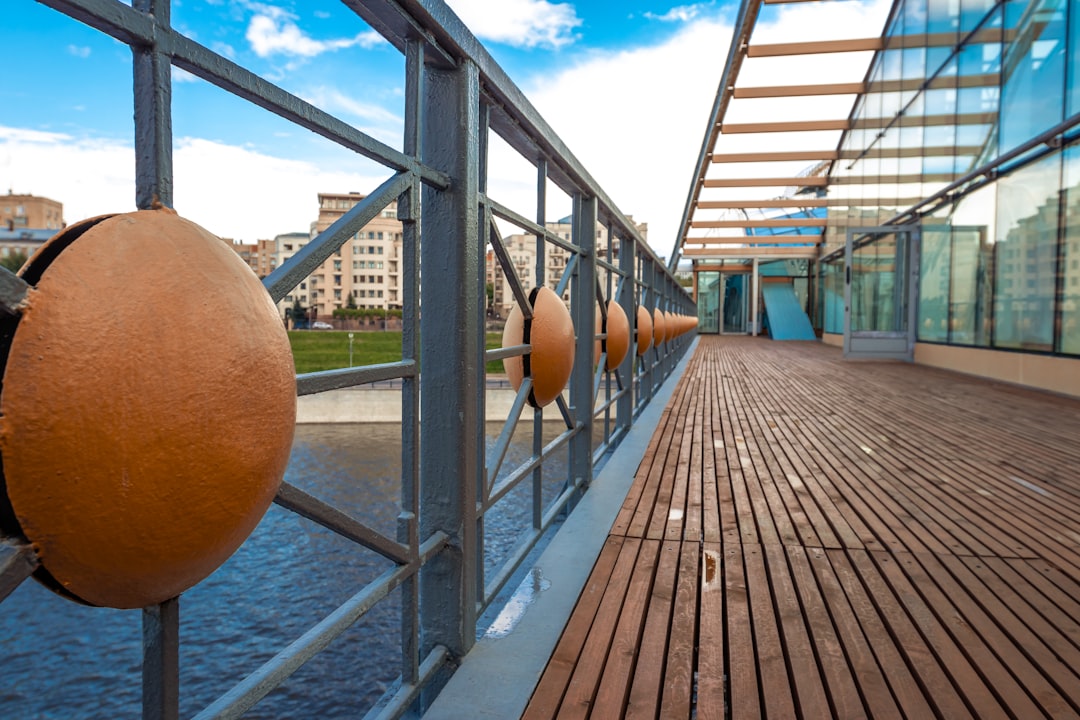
<box><xmin>523</xmin><ymin>336</ymin><xmax>1080</xmax><ymax>719</ymax></box>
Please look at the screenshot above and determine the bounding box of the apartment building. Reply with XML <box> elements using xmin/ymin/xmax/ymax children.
<box><xmin>1</xmin><ymin>191</ymin><xmax>64</xmax><ymax>231</ymax></box>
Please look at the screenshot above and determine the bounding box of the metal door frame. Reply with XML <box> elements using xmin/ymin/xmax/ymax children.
<box><xmin>843</xmin><ymin>224</ymin><xmax>920</xmax><ymax>360</ymax></box>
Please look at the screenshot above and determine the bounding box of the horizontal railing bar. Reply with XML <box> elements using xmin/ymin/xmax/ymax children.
<box><xmin>480</xmin><ymin>475</ymin><xmax>584</xmax><ymax>610</ymax></box>
<box><xmin>192</xmin><ymin>531</ymin><xmax>448</xmax><ymax>720</ymax></box>
<box><xmin>485</xmin><ymin>344</ymin><xmax>531</xmax><ymax>362</ymax></box>
<box><xmin>274</xmin><ymin>483</ymin><xmax>411</xmax><ymax>565</ymax></box>
<box><xmin>484</xmin><ymin>426</ymin><xmax>579</xmax><ymax>512</ymax></box>
<box><xmin>265</xmin><ymin>173</ymin><xmax>412</xmax><ymax>302</ymax></box>
<box><xmin>595</xmin><ymin>257</ymin><xmax>625</xmax><ymax>276</ymax></box>
<box><xmin>38</xmin><ymin>0</ymin><xmax>153</xmax><ymax>46</ymax></box>
<box><xmin>0</xmin><ymin>539</ymin><xmax>37</xmax><ymax>603</ymax></box>
<box><xmin>486</xmin><ymin>197</ymin><xmax>579</xmax><ymax>255</ymax></box>
<box><xmin>297</xmin><ymin>360</ymin><xmax>417</xmax><ymax>396</ymax></box>
<box><xmin>0</xmin><ymin>268</ymin><xmax>30</xmax><ymax>317</ymax></box>
<box><xmin>592</xmin><ymin>389</ymin><xmax>627</xmax><ymax>418</ymax></box>
<box><xmin>364</xmin><ymin>645</ymin><xmax>450</xmax><ymax>720</ymax></box>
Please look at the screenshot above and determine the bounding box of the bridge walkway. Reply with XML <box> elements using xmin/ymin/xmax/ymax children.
<box><xmin>523</xmin><ymin>335</ymin><xmax>1080</xmax><ymax>719</ymax></box>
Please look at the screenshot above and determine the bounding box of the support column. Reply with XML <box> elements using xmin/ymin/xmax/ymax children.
<box><xmin>751</xmin><ymin>257</ymin><xmax>760</xmax><ymax>337</ymax></box>
<box><xmin>418</xmin><ymin>57</ymin><xmax>481</xmax><ymax>702</ymax></box>
<box><xmin>616</xmin><ymin>233</ymin><xmax>635</xmax><ymax>433</ymax></box>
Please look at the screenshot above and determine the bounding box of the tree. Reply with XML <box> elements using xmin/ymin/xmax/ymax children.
<box><xmin>346</xmin><ymin>293</ymin><xmax>357</xmax><ymax>310</ymax></box>
<box><xmin>0</xmin><ymin>251</ymin><xmax>28</xmax><ymax>274</ymax></box>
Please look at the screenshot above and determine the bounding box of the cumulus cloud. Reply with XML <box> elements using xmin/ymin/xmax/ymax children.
<box><xmin>0</xmin><ymin>126</ymin><xmax>387</xmax><ymax>242</ymax></box>
<box><xmin>446</xmin><ymin>0</ymin><xmax>581</xmax><ymax>49</ymax></box>
<box><xmin>244</xmin><ymin>3</ymin><xmax>382</xmax><ymax>58</ymax></box>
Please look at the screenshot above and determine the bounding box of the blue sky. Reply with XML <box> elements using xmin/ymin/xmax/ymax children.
<box><xmin>1</xmin><ymin>0</ymin><xmax>884</xmax><ymax>255</ymax></box>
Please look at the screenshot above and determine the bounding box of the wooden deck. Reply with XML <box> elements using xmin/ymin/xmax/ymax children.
<box><xmin>523</xmin><ymin>336</ymin><xmax>1080</xmax><ymax>719</ymax></box>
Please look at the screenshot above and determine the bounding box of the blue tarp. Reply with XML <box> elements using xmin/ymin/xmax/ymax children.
<box><xmin>761</xmin><ymin>282</ymin><xmax>817</xmax><ymax>341</ymax></box>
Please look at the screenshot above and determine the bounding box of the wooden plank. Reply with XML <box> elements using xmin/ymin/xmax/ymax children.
<box><xmin>624</xmin><ymin>540</ymin><xmax>681</xmax><ymax>720</ymax></box>
<box><xmin>743</xmin><ymin>543</ymin><xmax>798</xmax><ymax>717</ymax></box>
<box><xmin>696</xmin><ymin>543</ymin><xmax>725</xmax><ymax>720</ymax></box>
<box><xmin>747</xmin><ymin>37</ymin><xmax>883</xmax><ymax>57</ymax></box>
<box><xmin>762</xmin><ymin>544</ymin><xmax>831</xmax><ymax>715</ymax></box>
<box><xmin>558</xmin><ymin>537</ymin><xmax>644</xmax><ymax>718</ymax></box>
<box><xmin>660</xmin><ymin>542</ymin><xmax>699</xmax><ymax>717</ymax></box>
<box><xmin>825</xmin><ymin>548</ymin><xmax>937</xmax><ymax>716</ymax></box>
<box><xmin>522</xmin><ymin>536</ymin><xmax>625</xmax><ymax>719</ymax></box>
<box><xmin>867</xmin><ymin>549</ymin><xmax>1040</xmax><ymax>719</ymax></box>
<box><xmin>724</xmin><ymin>543</ymin><xmax>761</xmax><ymax>718</ymax></box>
<box><xmin>734</xmin><ymin>83</ymin><xmax>865</xmax><ymax>98</ymax></box>
<box><xmin>591</xmin><ymin>539</ymin><xmax>662</xmax><ymax>716</ymax></box>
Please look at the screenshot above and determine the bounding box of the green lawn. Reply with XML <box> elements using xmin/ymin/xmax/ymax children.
<box><xmin>289</xmin><ymin>330</ymin><xmax>506</xmax><ymax>375</ymax></box>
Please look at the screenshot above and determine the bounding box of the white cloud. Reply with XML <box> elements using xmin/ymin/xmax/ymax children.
<box><xmin>0</xmin><ymin>126</ymin><xmax>387</xmax><ymax>243</ymax></box>
<box><xmin>446</xmin><ymin>0</ymin><xmax>581</xmax><ymax>49</ymax></box>
<box><xmin>172</xmin><ymin>67</ymin><xmax>201</xmax><ymax>83</ymax></box>
<box><xmin>245</xmin><ymin>3</ymin><xmax>382</xmax><ymax>58</ymax></box>
<box><xmin>516</xmin><ymin>15</ymin><xmax>732</xmax><ymax>257</ymax></box>
<box><xmin>644</xmin><ymin>4</ymin><xmax>709</xmax><ymax>23</ymax></box>
<box><xmin>67</xmin><ymin>44</ymin><xmax>91</xmax><ymax>59</ymax></box>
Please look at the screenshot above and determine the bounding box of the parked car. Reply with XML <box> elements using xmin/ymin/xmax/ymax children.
<box><xmin>311</xmin><ymin>321</ymin><xmax>333</xmax><ymax>330</ymax></box>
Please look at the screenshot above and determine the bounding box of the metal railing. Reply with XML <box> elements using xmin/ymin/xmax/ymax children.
<box><xmin>0</xmin><ymin>1</ymin><xmax>695</xmax><ymax>717</ymax></box>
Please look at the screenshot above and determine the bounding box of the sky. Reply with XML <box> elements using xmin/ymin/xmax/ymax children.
<box><xmin>1</xmin><ymin>0</ymin><xmax>886</xmax><ymax>260</ymax></box>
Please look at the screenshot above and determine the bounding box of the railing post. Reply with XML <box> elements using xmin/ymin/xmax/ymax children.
<box><xmin>132</xmin><ymin>0</ymin><xmax>173</xmax><ymax>210</ymax></box>
<box><xmin>617</xmin><ymin>235</ymin><xmax>635</xmax><ymax>432</ymax></box>
<box><xmin>418</xmin><ymin>56</ymin><xmax>481</xmax><ymax>705</ymax></box>
<box><xmin>568</xmin><ymin>193</ymin><xmax>597</xmax><ymax>497</ymax></box>
<box><xmin>142</xmin><ymin>597</ymin><xmax>179</xmax><ymax>720</ymax></box>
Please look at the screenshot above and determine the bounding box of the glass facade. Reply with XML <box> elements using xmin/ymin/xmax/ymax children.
<box><xmin>813</xmin><ymin>0</ymin><xmax>1080</xmax><ymax>358</ymax></box>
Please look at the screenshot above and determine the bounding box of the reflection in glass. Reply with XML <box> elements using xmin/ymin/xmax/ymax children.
<box><xmin>851</xmin><ymin>233</ymin><xmax>908</xmax><ymax>333</ymax></box>
<box><xmin>949</xmin><ymin>227</ymin><xmax>993</xmax><ymax>345</ymax></box>
<box><xmin>994</xmin><ymin>153</ymin><xmax>1061</xmax><ymax>351</ymax></box>
<box><xmin>999</xmin><ymin>0</ymin><xmax>1066</xmax><ymax>155</ymax></box>
<box><xmin>823</xmin><ymin>259</ymin><xmax>844</xmax><ymax>334</ymax></box>
<box><xmin>1061</xmin><ymin>146</ymin><xmax>1080</xmax><ymax>354</ymax></box>
<box><xmin>697</xmin><ymin>271</ymin><xmax>720</xmax><ymax>334</ymax></box>
<box><xmin>919</xmin><ymin>225</ymin><xmax>950</xmax><ymax>342</ymax></box>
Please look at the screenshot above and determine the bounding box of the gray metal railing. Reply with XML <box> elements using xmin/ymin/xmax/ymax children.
<box><xmin>0</xmin><ymin>1</ymin><xmax>695</xmax><ymax>717</ymax></box>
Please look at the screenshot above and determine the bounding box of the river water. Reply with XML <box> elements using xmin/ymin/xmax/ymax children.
<box><xmin>0</xmin><ymin>423</ymin><xmax>569</xmax><ymax>719</ymax></box>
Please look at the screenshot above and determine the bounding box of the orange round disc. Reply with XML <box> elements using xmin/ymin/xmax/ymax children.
<box><xmin>604</xmin><ymin>301</ymin><xmax>630</xmax><ymax>371</ymax></box>
<box><xmin>636</xmin><ymin>305</ymin><xmax>653</xmax><ymax>356</ymax></box>
<box><xmin>652</xmin><ymin>308</ymin><xmax>666</xmax><ymax>347</ymax></box>
<box><xmin>502</xmin><ymin>286</ymin><xmax>575</xmax><ymax>408</ymax></box>
<box><xmin>0</xmin><ymin>209</ymin><xmax>296</xmax><ymax>608</ymax></box>
<box><xmin>664</xmin><ymin>311</ymin><xmax>675</xmax><ymax>343</ymax></box>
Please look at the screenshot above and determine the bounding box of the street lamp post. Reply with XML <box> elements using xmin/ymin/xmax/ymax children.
<box><xmin>348</xmin><ymin>332</ymin><xmax>354</xmax><ymax>367</ymax></box>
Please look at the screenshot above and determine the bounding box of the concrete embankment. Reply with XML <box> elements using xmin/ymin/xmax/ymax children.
<box><xmin>296</xmin><ymin>378</ymin><xmax>568</xmax><ymax>423</ymax></box>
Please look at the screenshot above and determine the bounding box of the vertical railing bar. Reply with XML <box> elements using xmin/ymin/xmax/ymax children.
<box><xmin>533</xmin><ymin>158</ymin><xmax>547</xmax><ymax>531</ymax></box>
<box><xmin>142</xmin><ymin>597</ymin><xmax>179</xmax><ymax>720</ymax></box>
<box><xmin>132</xmin><ymin>0</ymin><xmax>172</xmax><ymax>210</ymax></box>
<box><xmin>418</xmin><ymin>56</ymin><xmax>481</xmax><ymax>708</ymax></box>
<box><xmin>568</xmin><ymin>192</ymin><xmax>597</xmax><ymax>502</ymax></box>
<box><xmin>476</xmin><ymin>99</ymin><xmax>493</xmax><ymax>618</ymax></box>
<box><xmin>399</xmin><ymin>35</ymin><xmax>424</xmax><ymax>692</ymax></box>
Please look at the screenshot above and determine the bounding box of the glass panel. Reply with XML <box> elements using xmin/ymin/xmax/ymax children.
<box><xmin>1060</xmin><ymin>146</ymin><xmax>1080</xmax><ymax>353</ymax></box>
<box><xmin>994</xmin><ymin>152</ymin><xmax>1061</xmax><ymax>350</ymax></box>
<box><xmin>1070</xmin><ymin>0</ymin><xmax>1080</xmax><ymax>115</ymax></box>
<box><xmin>949</xmin><ymin>227</ymin><xmax>992</xmax><ymax>344</ymax></box>
<box><xmin>851</xmin><ymin>232</ymin><xmax>909</xmax><ymax>333</ymax></box>
<box><xmin>696</xmin><ymin>271</ymin><xmax>720</xmax><ymax>334</ymax></box>
<box><xmin>951</xmin><ymin>183</ymin><xmax>997</xmax><ymax>346</ymax></box>
<box><xmin>999</xmin><ymin>0</ymin><xmax>1067</xmax><ymax>155</ymax></box>
<box><xmin>919</xmin><ymin>225</ymin><xmax>951</xmax><ymax>341</ymax></box>
<box><xmin>824</xmin><ymin>260</ymin><xmax>844</xmax><ymax>334</ymax></box>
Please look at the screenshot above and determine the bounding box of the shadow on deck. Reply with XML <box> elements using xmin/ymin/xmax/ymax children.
<box><xmin>525</xmin><ymin>335</ymin><xmax>1080</xmax><ymax>719</ymax></box>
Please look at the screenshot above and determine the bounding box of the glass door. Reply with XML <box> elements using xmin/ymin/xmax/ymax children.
<box><xmin>844</xmin><ymin>225</ymin><xmax>919</xmax><ymax>360</ymax></box>
<box><xmin>721</xmin><ymin>273</ymin><xmax>748</xmax><ymax>334</ymax></box>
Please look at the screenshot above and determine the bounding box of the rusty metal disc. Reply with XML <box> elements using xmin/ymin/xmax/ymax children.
<box><xmin>0</xmin><ymin>209</ymin><xmax>297</xmax><ymax>608</ymax></box>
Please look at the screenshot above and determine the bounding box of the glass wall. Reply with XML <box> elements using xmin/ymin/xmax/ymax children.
<box><xmin>827</xmin><ymin>0</ymin><xmax>1080</xmax><ymax>359</ymax></box>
